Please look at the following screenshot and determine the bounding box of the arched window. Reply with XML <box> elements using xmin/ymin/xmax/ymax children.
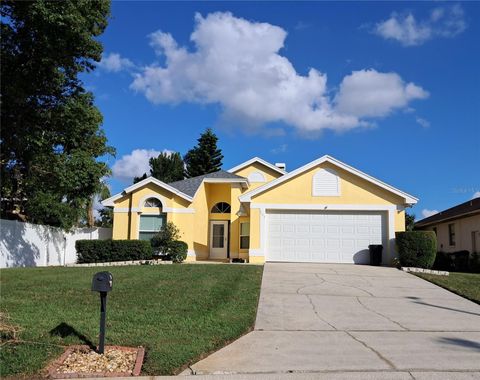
<box><xmin>211</xmin><ymin>202</ymin><xmax>231</xmax><ymax>213</ymax></box>
<box><xmin>144</xmin><ymin>197</ymin><xmax>162</xmax><ymax>208</ymax></box>
<box><xmin>312</xmin><ymin>168</ymin><xmax>340</xmax><ymax>196</ymax></box>
<box><xmin>247</xmin><ymin>171</ymin><xmax>266</xmax><ymax>183</ymax></box>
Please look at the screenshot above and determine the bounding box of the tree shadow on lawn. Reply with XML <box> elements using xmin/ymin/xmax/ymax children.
<box><xmin>49</xmin><ymin>322</ymin><xmax>95</xmax><ymax>350</ymax></box>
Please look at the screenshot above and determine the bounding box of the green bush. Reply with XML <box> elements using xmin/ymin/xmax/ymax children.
<box><xmin>169</xmin><ymin>240</ymin><xmax>188</xmax><ymax>263</ymax></box>
<box><xmin>396</xmin><ymin>231</ymin><xmax>437</xmax><ymax>269</ymax></box>
<box><xmin>470</xmin><ymin>252</ymin><xmax>480</xmax><ymax>273</ymax></box>
<box><xmin>76</xmin><ymin>240</ymin><xmax>153</xmax><ymax>263</ymax></box>
<box><xmin>151</xmin><ymin>221</ymin><xmax>180</xmax><ymax>254</ymax></box>
<box><xmin>434</xmin><ymin>251</ymin><xmax>480</xmax><ymax>273</ymax></box>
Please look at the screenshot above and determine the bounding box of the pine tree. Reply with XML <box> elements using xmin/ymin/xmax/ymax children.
<box><xmin>184</xmin><ymin>128</ymin><xmax>223</xmax><ymax>178</ymax></box>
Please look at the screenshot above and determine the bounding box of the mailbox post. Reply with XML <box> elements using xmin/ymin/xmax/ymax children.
<box><xmin>91</xmin><ymin>272</ymin><xmax>113</xmax><ymax>354</ymax></box>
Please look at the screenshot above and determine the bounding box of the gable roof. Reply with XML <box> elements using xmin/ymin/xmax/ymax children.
<box><xmin>101</xmin><ymin>176</ymin><xmax>194</xmax><ymax>207</ymax></box>
<box><xmin>168</xmin><ymin>170</ymin><xmax>247</xmax><ymax>197</ymax></box>
<box><xmin>239</xmin><ymin>155</ymin><xmax>418</xmax><ymax>205</ymax></box>
<box><xmin>228</xmin><ymin>157</ymin><xmax>286</xmax><ymax>175</ymax></box>
<box><xmin>415</xmin><ymin>198</ymin><xmax>480</xmax><ymax>227</ymax></box>
<box><xmin>102</xmin><ymin>170</ymin><xmax>248</xmax><ymax>207</ymax></box>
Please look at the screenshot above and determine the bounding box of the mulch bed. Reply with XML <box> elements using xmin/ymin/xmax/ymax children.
<box><xmin>46</xmin><ymin>345</ymin><xmax>144</xmax><ymax>378</ymax></box>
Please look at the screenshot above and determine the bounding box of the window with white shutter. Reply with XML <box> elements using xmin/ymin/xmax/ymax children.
<box><xmin>312</xmin><ymin>168</ymin><xmax>340</xmax><ymax>196</ymax></box>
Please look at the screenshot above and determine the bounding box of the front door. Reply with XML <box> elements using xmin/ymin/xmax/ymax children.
<box><xmin>209</xmin><ymin>221</ymin><xmax>228</xmax><ymax>259</ymax></box>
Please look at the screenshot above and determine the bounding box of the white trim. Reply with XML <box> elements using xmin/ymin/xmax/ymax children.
<box><xmin>191</xmin><ymin>178</ymin><xmax>249</xmax><ymax>199</ymax></box>
<box><xmin>113</xmin><ymin>207</ymin><xmax>195</xmax><ymax>214</ymax></box>
<box><xmin>187</xmin><ymin>250</ymin><xmax>196</xmax><ymax>257</ymax></box>
<box><xmin>164</xmin><ymin>207</ymin><xmax>195</xmax><ymax>214</ymax></box>
<box><xmin>138</xmin><ymin>194</ymin><xmax>168</xmax><ymax>210</ymax></box>
<box><xmin>113</xmin><ymin>208</ymin><xmax>131</xmax><ymax>213</ymax></box>
<box><xmin>250</xmin><ymin>203</ymin><xmax>396</xmax><ymax>212</ymax></box>
<box><xmin>239</xmin><ymin>155</ymin><xmax>418</xmax><ymax>205</ymax></box>
<box><xmin>204</xmin><ymin>178</ymin><xmax>249</xmax><ymax>185</ymax></box>
<box><xmin>228</xmin><ymin>157</ymin><xmax>287</xmax><ymax>175</ymax></box>
<box><xmin>101</xmin><ymin>176</ymin><xmax>193</xmax><ymax>207</ymax></box>
<box><xmin>101</xmin><ymin>193</ymin><xmax>125</xmax><ymax>207</ymax></box>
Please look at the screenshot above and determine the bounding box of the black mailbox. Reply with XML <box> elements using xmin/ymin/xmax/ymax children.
<box><xmin>91</xmin><ymin>272</ymin><xmax>113</xmax><ymax>293</ymax></box>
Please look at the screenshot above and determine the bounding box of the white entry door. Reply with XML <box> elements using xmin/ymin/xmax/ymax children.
<box><xmin>209</xmin><ymin>221</ymin><xmax>228</xmax><ymax>259</ymax></box>
<box><xmin>266</xmin><ymin>210</ymin><xmax>386</xmax><ymax>264</ymax></box>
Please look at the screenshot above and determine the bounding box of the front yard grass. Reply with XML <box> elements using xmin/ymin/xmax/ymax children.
<box><xmin>0</xmin><ymin>264</ymin><xmax>263</xmax><ymax>378</ymax></box>
<box><xmin>415</xmin><ymin>272</ymin><xmax>480</xmax><ymax>304</ymax></box>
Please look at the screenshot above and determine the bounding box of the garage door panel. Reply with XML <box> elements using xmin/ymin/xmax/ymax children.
<box><xmin>266</xmin><ymin>210</ymin><xmax>386</xmax><ymax>263</ymax></box>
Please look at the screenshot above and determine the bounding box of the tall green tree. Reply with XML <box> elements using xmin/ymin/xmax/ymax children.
<box><xmin>1</xmin><ymin>0</ymin><xmax>114</xmax><ymax>230</ymax></box>
<box><xmin>133</xmin><ymin>152</ymin><xmax>184</xmax><ymax>184</ymax></box>
<box><xmin>184</xmin><ymin>128</ymin><xmax>223</xmax><ymax>178</ymax></box>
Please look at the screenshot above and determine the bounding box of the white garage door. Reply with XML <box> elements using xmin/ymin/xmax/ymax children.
<box><xmin>266</xmin><ymin>210</ymin><xmax>386</xmax><ymax>263</ymax></box>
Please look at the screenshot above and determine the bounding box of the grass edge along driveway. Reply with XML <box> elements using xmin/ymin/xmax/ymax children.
<box><xmin>415</xmin><ymin>272</ymin><xmax>480</xmax><ymax>304</ymax></box>
<box><xmin>0</xmin><ymin>264</ymin><xmax>263</xmax><ymax>377</ymax></box>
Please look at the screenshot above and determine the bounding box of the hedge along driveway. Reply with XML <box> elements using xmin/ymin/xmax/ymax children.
<box><xmin>0</xmin><ymin>264</ymin><xmax>263</xmax><ymax>377</ymax></box>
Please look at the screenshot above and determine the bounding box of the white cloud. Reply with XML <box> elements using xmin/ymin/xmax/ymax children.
<box><xmin>112</xmin><ymin>149</ymin><xmax>172</xmax><ymax>182</ymax></box>
<box><xmin>98</xmin><ymin>52</ymin><xmax>134</xmax><ymax>72</ymax></box>
<box><xmin>335</xmin><ymin>70</ymin><xmax>429</xmax><ymax>118</ymax></box>
<box><xmin>373</xmin><ymin>4</ymin><xmax>467</xmax><ymax>46</ymax></box>
<box><xmin>422</xmin><ymin>209</ymin><xmax>439</xmax><ymax>218</ymax></box>
<box><xmin>472</xmin><ymin>192</ymin><xmax>480</xmax><ymax>199</ymax></box>
<box><xmin>416</xmin><ymin>117</ymin><xmax>431</xmax><ymax>128</ymax></box>
<box><xmin>130</xmin><ymin>12</ymin><xmax>428</xmax><ymax>136</ymax></box>
<box><xmin>270</xmin><ymin>144</ymin><xmax>288</xmax><ymax>154</ymax></box>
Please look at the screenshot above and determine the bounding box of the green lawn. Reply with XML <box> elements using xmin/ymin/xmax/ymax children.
<box><xmin>0</xmin><ymin>264</ymin><xmax>263</xmax><ymax>378</ymax></box>
<box><xmin>415</xmin><ymin>272</ymin><xmax>480</xmax><ymax>304</ymax></box>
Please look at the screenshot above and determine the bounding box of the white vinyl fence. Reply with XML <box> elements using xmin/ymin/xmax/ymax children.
<box><xmin>0</xmin><ymin>219</ymin><xmax>112</xmax><ymax>268</ymax></box>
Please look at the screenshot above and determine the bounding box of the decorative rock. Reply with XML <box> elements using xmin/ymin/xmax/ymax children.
<box><xmin>47</xmin><ymin>345</ymin><xmax>144</xmax><ymax>378</ymax></box>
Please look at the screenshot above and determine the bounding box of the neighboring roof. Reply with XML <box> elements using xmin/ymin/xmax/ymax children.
<box><xmin>239</xmin><ymin>155</ymin><xmax>418</xmax><ymax>205</ymax></box>
<box><xmin>228</xmin><ymin>157</ymin><xmax>287</xmax><ymax>175</ymax></box>
<box><xmin>415</xmin><ymin>198</ymin><xmax>480</xmax><ymax>227</ymax></box>
<box><xmin>101</xmin><ymin>176</ymin><xmax>193</xmax><ymax>207</ymax></box>
<box><xmin>168</xmin><ymin>170</ymin><xmax>247</xmax><ymax>197</ymax></box>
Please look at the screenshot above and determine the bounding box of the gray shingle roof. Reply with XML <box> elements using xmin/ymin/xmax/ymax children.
<box><xmin>168</xmin><ymin>170</ymin><xmax>246</xmax><ymax>197</ymax></box>
<box><xmin>415</xmin><ymin>197</ymin><xmax>480</xmax><ymax>227</ymax></box>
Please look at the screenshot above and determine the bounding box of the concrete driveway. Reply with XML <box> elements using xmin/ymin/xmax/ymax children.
<box><xmin>186</xmin><ymin>263</ymin><xmax>480</xmax><ymax>378</ymax></box>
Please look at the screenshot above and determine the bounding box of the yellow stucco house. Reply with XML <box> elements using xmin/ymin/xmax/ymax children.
<box><xmin>102</xmin><ymin>155</ymin><xmax>418</xmax><ymax>265</ymax></box>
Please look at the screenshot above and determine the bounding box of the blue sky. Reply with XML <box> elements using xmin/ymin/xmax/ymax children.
<box><xmin>83</xmin><ymin>2</ymin><xmax>480</xmax><ymax>220</ymax></box>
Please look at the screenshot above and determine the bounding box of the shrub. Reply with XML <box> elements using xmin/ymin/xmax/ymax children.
<box><xmin>76</xmin><ymin>240</ymin><xmax>153</xmax><ymax>263</ymax></box>
<box><xmin>434</xmin><ymin>251</ymin><xmax>480</xmax><ymax>273</ymax></box>
<box><xmin>151</xmin><ymin>222</ymin><xmax>180</xmax><ymax>254</ymax></box>
<box><xmin>169</xmin><ymin>240</ymin><xmax>188</xmax><ymax>263</ymax></box>
<box><xmin>396</xmin><ymin>231</ymin><xmax>437</xmax><ymax>268</ymax></box>
<box><xmin>433</xmin><ymin>251</ymin><xmax>454</xmax><ymax>271</ymax></box>
<box><xmin>470</xmin><ymin>252</ymin><xmax>480</xmax><ymax>273</ymax></box>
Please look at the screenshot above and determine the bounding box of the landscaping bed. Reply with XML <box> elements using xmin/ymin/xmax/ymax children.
<box><xmin>0</xmin><ymin>264</ymin><xmax>263</xmax><ymax>377</ymax></box>
<box><xmin>415</xmin><ymin>272</ymin><xmax>480</xmax><ymax>304</ymax></box>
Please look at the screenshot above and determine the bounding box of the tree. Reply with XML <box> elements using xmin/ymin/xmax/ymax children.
<box><xmin>86</xmin><ymin>180</ymin><xmax>110</xmax><ymax>228</ymax></box>
<box><xmin>184</xmin><ymin>128</ymin><xmax>223</xmax><ymax>178</ymax></box>
<box><xmin>405</xmin><ymin>212</ymin><xmax>416</xmax><ymax>231</ymax></box>
<box><xmin>150</xmin><ymin>152</ymin><xmax>184</xmax><ymax>183</ymax></box>
<box><xmin>1</xmin><ymin>0</ymin><xmax>114</xmax><ymax>230</ymax></box>
<box><xmin>133</xmin><ymin>173</ymin><xmax>148</xmax><ymax>184</ymax></box>
<box><xmin>132</xmin><ymin>152</ymin><xmax>184</xmax><ymax>184</ymax></box>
